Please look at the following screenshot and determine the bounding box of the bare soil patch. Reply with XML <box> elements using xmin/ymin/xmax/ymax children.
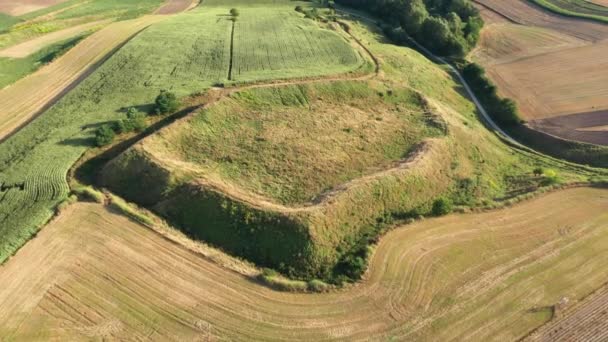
<box><xmin>1</xmin><ymin>188</ymin><xmax>607</xmax><ymax>340</ymax></box>
<box><xmin>0</xmin><ymin>0</ymin><xmax>69</xmax><ymax>16</ymax></box>
<box><xmin>530</xmin><ymin>109</ymin><xmax>608</xmax><ymax>146</ymax></box>
<box><xmin>473</xmin><ymin>0</ymin><xmax>608</xmax><ymax>145</ymax></box>
<box><xmin>527</xmin><ymin>285</ymin><xmax>608</xmax><ymax>341</ymax></box>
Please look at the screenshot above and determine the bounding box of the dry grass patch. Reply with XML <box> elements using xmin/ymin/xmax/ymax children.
<box><xmin>0</xmin><ymin>188</ymin><xmax>607</xmax><ymax>340</ymax></box>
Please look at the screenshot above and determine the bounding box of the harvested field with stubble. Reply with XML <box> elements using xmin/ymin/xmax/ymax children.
<box><xmin>0</xmin><ymin>187</ymin><xmax>607</xmax><ymax>340</ymax></box>
<box><xmin>473</xmin><ymin>0</ymin><xmax>608</xmax><ymax>145</ymax></box>
<box><xmin>527</xmin><ymin>283</ymin><xmax>608</xmax><ymax>341</ymax></box>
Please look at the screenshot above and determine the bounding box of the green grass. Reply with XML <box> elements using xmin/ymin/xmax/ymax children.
<box><xmin>0</xmin><ymin>33</ymin><xmax>89</xmax><ymax>89</ymax></box>
<box><xmin>0</xmin><ymin>13</ymin><xmax>19</xmax><ymax>33</ymax></box>
<box><xmin>0</xmin><ymin>1</ymin><xmax>365</xmax><ymax>263</ymax></box>
<box><xmin>101</xmin><ymin>19</ymin><xmax>607</xmax><ymax>282</ymax></box>
<box><xmin>0</xmin><ymin>0</ymin><xmax>164</xmax><ymax>50</ymax></box>
<box><xmin>529</xmin><ymin>0</ymin><xmax>608</xmax><ymax>23</ymax></box>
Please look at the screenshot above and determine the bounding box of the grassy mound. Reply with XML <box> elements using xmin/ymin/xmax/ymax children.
<box><xmin>102</xmin><ymin>80</ymin><xmax>452</xmax><ymax>279</ymax></box>
<box><xmin>102</xmin><ymin>15</ymin><xmax>606</xmax><ymax>282</ymax></box>
<box><xmin>0</xmin><ymin>1</ymin><xmax>365</xmax><ymax>264</ymax></box>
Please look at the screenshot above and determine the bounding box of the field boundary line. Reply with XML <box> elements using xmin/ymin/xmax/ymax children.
<box><xmin>0</xmin><ymin>21</ymin><xmax>159</xmax><ymax>145</ymax></box>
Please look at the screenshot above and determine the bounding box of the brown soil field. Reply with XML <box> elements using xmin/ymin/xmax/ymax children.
<box><xmin>0</xmin><ymin>0</ymin><xmax>68</xmax><ymax>16</ymax></box>
<box><xmin>1</xmin><ymin>187</ymin><xmax>607</xmax><ymax>340</ymax></box>
<box><xmin>590</xmin><ymin>0</ymin><xmax>608</xmax><ymax>6</ymax></box>
<box><xmin>529</xmin><ymin>109</ymin><xmax>608</xmax><ymax>145</ymax></box>
<box><xmin>0</xmin><ymin>20</ymin><xmax>109</xmax><ymax>58</ymax></box>
<box><xmin>473</xmin><ymin>0</ymin><xmax>608</xmax><ymax>146</ymax></box>
<box><xmin>526</xmin><ymin>285</ymin><xmax>608</xmax><ymax>341</ymax></box>
<box><xmin>474</xmin><ymin>0</ymin><xmax>608</xmax><ymax>41</ymax></box>
<box><xmin>0</xmin><ymin>15</ymin><xmax>165</xmax><ymax>142</ymax></box>
<box><xmin>155</xmin><ymin>0</ymin><xmax>197</xmax><ymax>15</ymax></box>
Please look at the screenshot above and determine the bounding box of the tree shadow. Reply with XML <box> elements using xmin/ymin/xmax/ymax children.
<box><xmin>116</xmin><ymin>103</ymin><xmax>155</xmax><ymax>115</ymax></box>
<box><xmin>74</xmin><ymin>104</ymin><xmax>203</xmax><ymax>185</ymax></box>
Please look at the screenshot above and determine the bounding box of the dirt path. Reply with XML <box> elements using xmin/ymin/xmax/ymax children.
<box><xmin>155</xmin><ymin>0</ymin><xmax>198</xmax><ymax>15</ymax></box>
<box><xmin>0</xmin><ymin>20</ymin><xmax>110</xmax><ymax>58</ymax></box>
<box><xmin>0</xmin><ymin>187</ymin><xmax>607</xmax><ymax>340</ymax></box>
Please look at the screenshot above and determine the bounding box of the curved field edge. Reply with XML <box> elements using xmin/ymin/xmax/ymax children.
<box><xmin>528</xmin><ymin>0</ymin><xmax>608</xmax><ymax>23</ymax></box>
<box><xmin>0</xmin><ymin>4</ymin><xmax>372</xmax><ymax>265</ymax></box>
<box><xmin>98</xmin><ymin>13</ymin><xmax>608</xmax><ymax>281</ymax></box>
<box><xmin>0</xmin><ymin>187</ymin><xmax>607</xmax><ymax>340</ymax></box>
<box><xmin>0</xmin><ymin>15</ymin><xmax>166</xmax><ymax>141</ymax></box>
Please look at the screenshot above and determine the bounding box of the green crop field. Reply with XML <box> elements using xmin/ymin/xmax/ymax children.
<box><xmin>0</xmin><ymin>33</ymin><xmax>88</xmax><ymax>88</ymax></box>
<box><xmin>0</xmin><ymin>0</ymin><xmax>164</xmax><ymax>50</ymax></box>
<box><xmin>0</xmin><ymin>1</ymin><xmax>366</xmax><ymax>263</ymax></box>
<box><xmin>231</xmin><ymin>9</ymin><xmax>363</xmax><ymax>82</ymax></box>
<box><xmin>529</xmin><ymin>0</ymin><xmax>608</xmax><ymax>23</ymax></box>
<box><xmin>100</xmin><ymin>15</ymin><xmax>608</xmax><ymax>282</ymax></box>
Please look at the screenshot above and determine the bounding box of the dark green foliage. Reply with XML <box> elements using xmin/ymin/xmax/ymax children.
<box><xmin>533</xmin><ymin>167</ymin><xmax>545</xmax><ymax>177</ymax></box>
<box><xmin>116</xmin><ymin>108</ymin><xmax>147</xmax><ymax>133</ymax></box>
<box><xmin>159</xmin><ymin>185</ymin><xmax>317</xmax><ymax>278</ymax></box>
<box><xmin>153</xmin><ymin>90</ymin><xmax>179</xmax><ymax>115</ymax></box>
<box><xmin>335</xmin><ymin>0</ymin><xmax>483</xmax><ymax>58</ymax></box>
<box><xmin>95</xmin><ymin>124</ymin><xmax>116</xmax><ymax>147</ymax></box>
<box><xmin>461</xmin><ymin>62</ymin><xmax>522</xmax><ymax>125</ymax></box>
<box><xmin>230</xmin><ymin>8</ymin><xmax>239</xmax><ymax>16</ymax></box>
<box><xmin>432</xmin><ymin>197</ymin><xmax>453</xmax><ymax>216</ymax></box>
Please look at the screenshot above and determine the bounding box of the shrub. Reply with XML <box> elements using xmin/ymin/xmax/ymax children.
<box><xmin>432</xmin><ymin>197</ymin><xmax>453</xmax><ymax>216</ymax></box>
<box><xmin>72</xmin><ymin>186</ymin><xmax>105</xmax><ymax>203</ymax></box>
<box><xmin>541</xmin><ymin>169</ymin><xmax>560</xmax><ymax>186</ymax></box>
<box><xmin>258</xmin><ymin>268</ymin><xmax>308</xmax><ymax>291</ymax></box>
<box><xmin>117</xmin><ymin>108</ymin><xmax>147</xmax><ymax>133</ymax></box>
<box><xmin>153</xmin><ymin>90</ymin><xmax>179</xmax><ymax>115</ymax></box>
<box><xmin>95</xmin><ymin>124</ymin><xmax>116</xmax><ymax>147</ymax></box>
<box><xmin>533</xmin><ymin>167</ymin><xmax>544</xmax><ymax>177</ymax></box>
<box><xmin>307</xmin><ymin>279</ymin><xmax>331</xmax><ymax>292</ymax></box>
<box><xmin>295</xmin><ymin>5</ymin><xmax>303</xmax><ymax>12</ymax></box>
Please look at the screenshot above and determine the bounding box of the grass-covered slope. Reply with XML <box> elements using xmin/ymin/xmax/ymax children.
<box><xmin>102</xmin><ymin>81</ymin><xmax>450</xmax><ymax>278</ymax></box>
<box><xmin>0</xmin><ymin>2</ymin><xmax>364</xmax><ymax>263</ymax></box>
<box><xmin>101</xmin><ymin>18</ymin><xmax>603</xmax><ymax>282</ymax></box>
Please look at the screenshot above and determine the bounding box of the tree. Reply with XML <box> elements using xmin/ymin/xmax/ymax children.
<box><xmin>432</xmin><ymin>197</ymin><xmax>453</xmax><ymax>216</ymax></box>
<box><xmin>95</xmin><ymin>124</ymin><xmax>115</xmax><ymax>147</ymax></box>
<box><xmin>230</xmin><ymin>8</ymin><xmax>239</xmax><ymax>17</ymax></box>
<box><xmin>420</xmin><ymin>17</ymin><xmax>451</xmax><ymax>53</ymax></box>
<box><xmin>399</xmin><ymin>0</ymin><xmax>428</xmax><ymax>35</ymax></box>
<box><xmin>154</xmin><ymin>90</ymin><xmax>179</xmax><ymax>115</ymax></box>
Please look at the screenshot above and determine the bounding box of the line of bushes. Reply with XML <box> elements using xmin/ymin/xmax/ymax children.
<box><xmin>460</xmin><ymin>62</ymin><xmax>522</xmax><ymax>126</ymax></box>
<box><xmin>95</xmin><ymin>90</ymin><xmax>179</xmax><ymax>147</ymax></box>
<box><xmin>335</xmin><ymin>0</ymin><xmax>483</xmax><ymax>58</ymax></box>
